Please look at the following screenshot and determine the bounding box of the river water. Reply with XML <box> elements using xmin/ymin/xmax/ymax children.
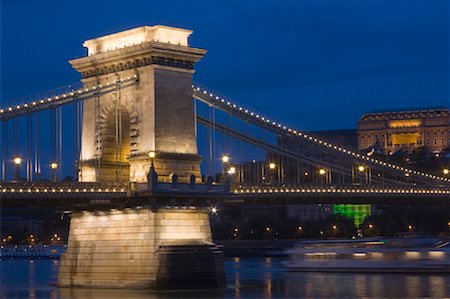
<box><xmin>1</xmin><ymin>257</ymin><xmax>449</xmax><ymax>298</ymax></box>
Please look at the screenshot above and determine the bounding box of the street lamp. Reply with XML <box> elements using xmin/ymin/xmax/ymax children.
<box><xmin>14</xmin><ymin>157</ymin><xmax>21</xmax><ymax>181</ymax></box>
<box><xmin>222</xmin><ymin>156</ymin><xmax>230</xmax><ymax>182</ymax></box>
<box><xmin>268</xmin><ymin>162</ymin><xmax>276</xmax><ymax>185</ymax></box>
<box><xmin>443</xmin><ymin>168</ymin><xmax>449</xmax><ymax>175</ymax></box>
<box><xmin>51</xmin><ymin>162</ymin><xmax>58</xmax><ymax>182</ymax></box>
<box><xmin>227</xmin><ymin>167</ymin><xmax>236</xmax><ymax>175</ymax></box>
<box><xmin>148</xmin><ymin>151</ymin><xmax>156</xmax><ymax>167</ymax></box>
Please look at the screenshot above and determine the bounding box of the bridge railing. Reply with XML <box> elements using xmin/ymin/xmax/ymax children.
<box><xmin>0</xmin><ymin>181</ymin><xmax>129</xmax><ymax>195</ymax></box>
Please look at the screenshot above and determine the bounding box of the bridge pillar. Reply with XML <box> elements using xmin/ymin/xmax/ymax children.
<box><xmin>70</xmin><ymin>25</ymin><xmax>206</xmax><ymax>183</ymax></box>
<box><xmin>58</xmin><ymin>208</ymin><xmax>225</xmax><ymax>289</ymax></box>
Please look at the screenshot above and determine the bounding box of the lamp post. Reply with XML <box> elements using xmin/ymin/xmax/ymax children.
<box><xmin>227</xmin><ymin>167</ymin><xmax>236</xmax><ymax>175</ymax></box>
<box><xmin>14</xmin><ymin>157</ymin><xmax>21</xmax><ymax>181</ymax></box>
<box><xmin>222</xmin><ymin>155</ymin><xmax>229</xmax><ymax>182</ymax></box>
<box><xmin>147</xmin><ymin>151</ymin><xmax>158</xmax><ymax>190</ymax></box>
<box><xmin>358</xmin><ymin>165</ymin><xmax>371</xmax><ymax>184</ymax></box>
<box><xmin>269</xmin><ymin>162</ymin><xmax>276</xmax><ymax>185</ymax></box>
<box><xmin>318</xmin><ymin>168</ymin><xmax>330</xmax><ymax>184</ymax></box>
<box><xmin>222</xmin><ymin>155</ymin><xmax>229</xmax><ymax>164</ymax></box>
<box><xmin>51</xmin><ymin>162</ymin><xmax>58</xmax><ymax>182</ymax></box>
<box><xmin>148</xmin><ymin>151</ymin><xmax>156</xmax><ymax>168</ymax></box>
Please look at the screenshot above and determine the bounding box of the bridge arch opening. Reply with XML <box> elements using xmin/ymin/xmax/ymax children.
<box><xmin>99</xmin><ymin>105</ymin><xmax>131</xmax><ymax>182</ymax></box>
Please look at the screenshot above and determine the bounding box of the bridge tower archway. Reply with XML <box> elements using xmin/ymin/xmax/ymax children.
<box><xmin>96</xmin><ymin>104</ymin><xmax>131</xmax><ymax>182</ymax></box>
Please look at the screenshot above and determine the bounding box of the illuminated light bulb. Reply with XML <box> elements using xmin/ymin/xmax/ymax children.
<box><xmin>358</xmin><ymin>165</ymin><xmax>365</xmax><ymax>172</ymax></box>
<box><xmin>222</xmin><ymin>155</ymin><xmax>229</xmax><ymax>163</ymax></box>
<box><xmin>269</xmin><ymin>163</ymin><xmax>276</xmax><ymax>170</ymax></box>
<box><xmin>14</xmin><ymin>157</ymin><xmax>22</xmax><ymax>165</ymax></box>
<box><xmin>227</xmin><ymin>167</ymin><xmax>236</xmax><ymax>175</ymax></box>
<box><xmin>319</xmin><ymin>168</ymin><xmax>326</xmax><ymax>175</ymax></box>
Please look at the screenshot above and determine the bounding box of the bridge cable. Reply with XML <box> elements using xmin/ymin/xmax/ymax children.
<box><xmin>34</xmin><ymin>112</ymin><xmax>41</xmax><ymax>179</ymax></box>
<box><xmin>1</xmin><ymin>120</ymin><xmax>7</xmax><ymax>181</ymax></box>
<box><xmin>26</xmin><ymin>112</ymin><xmax>32</xmax><ymax>181</ymax></box>
<box><xmin>13</xmin><ymin>118</ymin><xmax>18</xmax><ymax>163</ymax></box>
<box><xmin>50</xmin><ymin>107</ymin><xmax>55</xmax><ymax>174</ymax></box>
<box><xmin>208</xmin><ymin>105</ymin><xmax>213</xmax><ymax>176</ymax></box>
<box><xmin>212</xmin><ymin>104</ymin><xmax>216</xmax><ymax>177</ymax></box>
<box><xmin>58</xmin><ymin>105</ymin><xmax>62</xmax><ymax>181</ymax></box>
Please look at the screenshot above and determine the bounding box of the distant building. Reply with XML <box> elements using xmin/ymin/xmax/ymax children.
<box><xmin>310</xmin><ymin>129</ymin><xmax>358</xmax><ymax>149</ymax></box>
<box><xmin>241</xmin><ymin>204</ymin><xmax>333</xmax><ymax>222</ymax></box>
<box><xmin>286</xmin><ymin>204</ymin><xmax>333</xmax><ymax>221</ymax></box>
<box><xmin>1</xmin><ymin>216</ymin><xmax>43</xmax><ymax>237</ymax></box>
<box><xmin>357</xmin><ymin>107</ymin><xmax>450</xmax><ymax>154</ymax></box>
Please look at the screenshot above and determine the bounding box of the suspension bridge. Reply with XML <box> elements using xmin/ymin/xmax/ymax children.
<box><xmin>0</xmin><ymin>25</ymin><xmax>448</xmax><ymax>289</ymax></box>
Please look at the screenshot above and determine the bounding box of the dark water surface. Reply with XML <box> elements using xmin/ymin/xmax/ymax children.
<box><xmin>1</xmin><ymin>257</ymin><xmax>449</xmax><ymax>298</ymax></box>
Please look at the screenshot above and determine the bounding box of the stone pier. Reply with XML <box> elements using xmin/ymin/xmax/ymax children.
<box><xmin>58</xmin><ymin>208</ymin><xmax>225</xmax><ymax>289</ymax></box>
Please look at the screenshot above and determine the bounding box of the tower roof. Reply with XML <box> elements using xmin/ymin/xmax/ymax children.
<box><xmin>83</xmin><ymin>25</ymin><xmax>193</xmax><ymax>56</ymax></box>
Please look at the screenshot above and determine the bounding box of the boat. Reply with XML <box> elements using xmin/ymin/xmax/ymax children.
<box><xmin>0</xmin><ymin>245</ymin><xmax>66</xmax><ymax>260</ymax></box>
<box><xmin>284</xmin><ymin>234</ymin><xmax>450</xmax><ymax>273</ymax></box>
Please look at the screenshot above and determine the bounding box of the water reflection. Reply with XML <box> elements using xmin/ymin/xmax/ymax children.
<box><xmin>58</xmin><ymin>288</ymin><xmax>227</xmax><ymax>299</ymax></box>
<box><xmin>0</xmin><ymin>258</ymin><xmax>449</xmax><ymax>298</ymax></box>
<box><xmin>263</xmin><ymin>272</ymin><xmax>272</xmax><ymax>298</ymax></box>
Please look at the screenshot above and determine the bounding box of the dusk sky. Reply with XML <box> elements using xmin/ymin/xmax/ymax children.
<box><xmin>1</xmin><ymin>0</ymin><xmax>449</xmax><ymax>131</ymax></box>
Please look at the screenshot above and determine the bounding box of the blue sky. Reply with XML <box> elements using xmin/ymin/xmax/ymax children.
<box><xmin>1</xmin><ymin>0</ymin><xmax>448</xmax><ymax>130</ymax></box>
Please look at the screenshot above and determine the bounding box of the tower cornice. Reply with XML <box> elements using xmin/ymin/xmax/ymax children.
<box><xmin>70</xmin><ymin>42</ymin><xmax>207</xmax><ymax>79</ymax></box>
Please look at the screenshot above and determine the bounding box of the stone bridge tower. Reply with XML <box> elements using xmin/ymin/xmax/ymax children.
<box><xmin>70</xmin><ymin>25</ymin><xmax>206</xmax><ymax>183</ymax></box>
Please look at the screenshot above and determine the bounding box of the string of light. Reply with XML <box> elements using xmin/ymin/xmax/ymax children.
<box><xmin>233</xmin><ymin>187</ymin><xmax>450</xmax><ymax>195</ymax></box>
<box><xmin>0</xmin><ymin>76</ymin><xmax>138</xmax><ymax>119</ymax></box>
<box><xmin>193</xmin><ymin>85</ymin><xmax>450</xmax><ymax>184</ymax></box>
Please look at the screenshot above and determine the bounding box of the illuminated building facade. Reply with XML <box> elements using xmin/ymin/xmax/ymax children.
<box><xmin>333</xmin><ymin>204</ymin><xmax>371</xmax><ymax>227</ymax></box>
<box><xmin>358</xmin><ymin>107</ymin><xmax>450</xmax><ymax>154</ymax></box>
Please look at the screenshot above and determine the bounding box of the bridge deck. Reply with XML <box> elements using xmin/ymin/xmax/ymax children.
<box><xmin>1</xmin><ymin>182</ymin><xmax>448</xmax><ymax>208</ymax></box>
